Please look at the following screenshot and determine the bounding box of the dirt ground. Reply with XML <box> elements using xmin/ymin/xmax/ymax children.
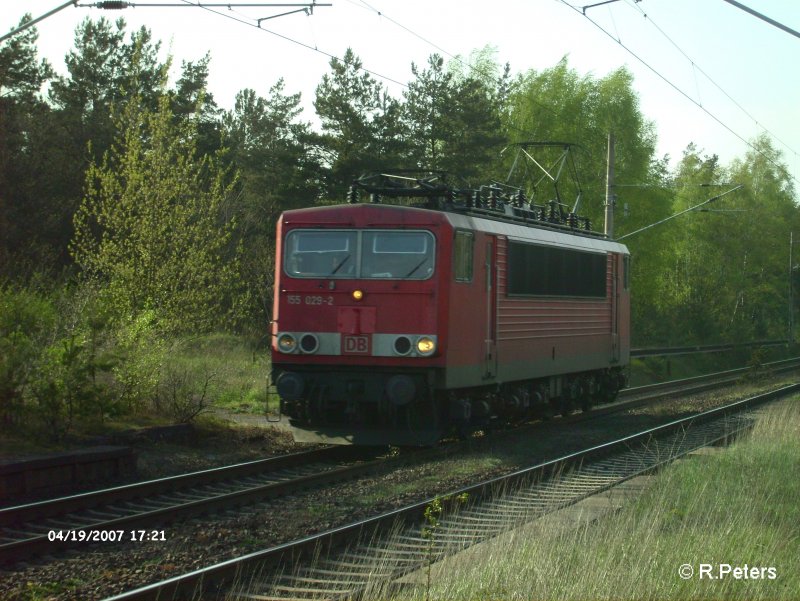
<box><xmin>132</xmin><ymin>413</ymin><xmax>309</xmax><ymax>480</ymax></box>
<box><xmin>0</xmin><ymin>410</ymin><xmax>312</xmax><ymax>504</ymax></box>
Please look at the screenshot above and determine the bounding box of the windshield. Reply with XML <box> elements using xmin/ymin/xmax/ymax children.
<box><xmin>285</xmin><ymin>229</ymin><xmax>435</xmax><ymax>280</ymax></box>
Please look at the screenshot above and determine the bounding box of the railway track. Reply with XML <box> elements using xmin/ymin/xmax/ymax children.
<box><xmin>0</xmin><ymin>445</ymin><xmax>388</xmax><ymax>565</ymax></box>
<box><xmin>102</xmin><ymin>381</ymin><xmax>800</xmax><ymax>601</ymax></box>
<box><xmin>2</xmin><ymin>357</ymin><xmax>798</xmax><ymax>572</ymax></box>
<box><xmin>621</xmin><ymin>356</ymin><xmax>800</xmax><ymax>401</ymax></box>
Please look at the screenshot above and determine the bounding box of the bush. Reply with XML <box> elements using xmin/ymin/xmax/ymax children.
<box><xmin>0</xmin><ymin>287</ymin><xmax>56</xmax><ymax>425</ymax></box>
<box><xmin>1</xmin><ymin>283</ymin><xmax>265</xmax><ymax>439</ymax></box>
<box><xmin>110</xmin><ymin>309</ymin><xmax>167</xmax><ymax>414</ymax></box>
<box><xmin>156</xmin><ymin>364</ymin><xmax>217</xmax><ymax>423</ymax></box>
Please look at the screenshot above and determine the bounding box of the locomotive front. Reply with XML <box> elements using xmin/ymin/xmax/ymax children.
<box><xmin>270</xmin><ymin>204</ymin><xmax>450</xmax><ymax>444</ymax></box>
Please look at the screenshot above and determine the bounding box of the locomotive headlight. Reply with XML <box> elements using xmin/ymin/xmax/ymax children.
<box><xmin>277</xmin><ymin>333</ymin><xmax>297</xmax><ymax>353</ymax></box>
<box><xmin>416</xmin><ymin>336</ymin><xmax>436</xmax><ymax>356</ymax></box>
<box><xmin>352</xmin><ymin>289</ymin><xmax>364</xmax><ymax>301</ymax></box>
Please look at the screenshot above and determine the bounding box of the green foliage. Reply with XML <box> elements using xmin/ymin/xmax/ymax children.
<box><xmin>0</xmin><ymin>285</ymin><xmax>122</xmax><ymax>439</ymax></box>
<box><xmin>315</xmin><ymin>48</ymin><xmax>408</xmax><ymax>200</ymax></box>
<box><xmin>72</xmin><ymin>86</ymin><xmax>244</xmax><ymax>333</ymax></box>
<box><xmin>0</xmin><ymin>287</ymin><xmax>56</xmax><ymax>424</ymax></box>
<box><xmin>421</xmin><ymin>493</ymin><xmax>469</xmax><ymax>601</ymax></box>
<box><xmin>110</xmin><ymin>310</ymin><xmax>167</xmax><ymax>413</ymax></box>
<box><xmin>403</xmin><ymin>53</ymin><xmax>505</xmax><ymax>181</ymax></box>
<box><xmin>0</xmin><ymin>18</ymin><xmax>59</xmax><ymax>279</ymax></box>
<box><xmin>397</xmin><ymin>405</ymin><xmax>800</xmax><ymax>601</ymax></box>
<box><xmin>223</xmin><ymin>80</ymin><xmax>322</xmax><ymax>327</ymax></box>
<box><xmin>505</xmin><ymin>58</ymin><xmax>658</xmax><ymax>225</ymax></box>
<box><xmin>0</xmin><ymin>13</ymin><xmax>53</xmax><ymax>101</ymax></box>
<box><xmin>31</xmin><ymin>333</ymin><xmax>102</xmax><ymax>439</ymax></box>
<box><xmin>49</xmin><ymin>17</ymin><xmax>166</xmax><ymax>118</ymax></box>
<box><xmin>646</xmin><ymin>138</ymin><xmax>800</xmax><ymax>345</ymax></box>
<box><xmin>0</xmin><ymin>284</ymin><xmax>227</xmax><ymax>437</ymax></box>
<box><xmin>3</xmin><ymin>14</ymin><xmax>800</xmax><ymax>368</ymax></box>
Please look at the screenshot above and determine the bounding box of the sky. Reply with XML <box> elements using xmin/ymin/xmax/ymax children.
<box><xmin>3</xmin><ymin>0</ymin><xmax>799</xmax><ymax>189</ymax></box>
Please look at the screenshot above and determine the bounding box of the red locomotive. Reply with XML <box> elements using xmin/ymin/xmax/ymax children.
<box><xmin>271</xmin><ymin>172</ymin><xmax>630</xmax><ymax>445</ymax></box>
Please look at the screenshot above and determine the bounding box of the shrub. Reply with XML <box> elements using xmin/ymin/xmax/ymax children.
<box><xmin>156</xmin><ymin>364</ymin><xmax>217</xmax><ymax>423</ymax></box>
<box><xmin>110</xmin><ymin>309</ymin><xmax>167</xmax><ymax>414</ymax></box>
<box><xmin>0</xmin><ymin>287</ymin><xmax>56</xmax><ymax>425</ymax></box>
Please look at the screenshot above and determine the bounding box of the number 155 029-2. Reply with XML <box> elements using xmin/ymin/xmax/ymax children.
<box><xmin>287</xmin><ymin>295</ymin><xmax>334</xmax><ymax>306</ymax></box>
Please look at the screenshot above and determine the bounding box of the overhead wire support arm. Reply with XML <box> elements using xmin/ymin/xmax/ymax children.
<box><xmin>258</xmin><ymin>2</ymin><xmax>329</xmax><ymax>25</ymax></box>
<box><xmin>721</xmin><ymin>0</ymin><xmax>800</xmax><ymax>41</ymax></box>
<box><xmin>0</xmin><ymin>1</ymin><xmax>77</xmax><ymax>45</ymax></box>
<box><xmin>581</xmin><ymin>0</ymin><xmax>639</xmax><ymax>15</ymax></box>
<box><xmin>76</xmin><ymin>2</ymin><xmax>330</xmax><ymax>8</ymax></box>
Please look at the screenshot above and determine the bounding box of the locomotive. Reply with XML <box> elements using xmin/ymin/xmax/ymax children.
<box><xmin>271</xmin><ymin>172</ymin><xmax>630</xmax><ymax>445</ymax></box>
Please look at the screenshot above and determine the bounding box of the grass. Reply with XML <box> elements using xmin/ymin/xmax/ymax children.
<box><xmin>23</xmin><ymin>577</ymin><xmax>84</xmax><ymax>600</ymax></box>
<box><xmin>0</xmin><ymin>333</ymin><xmax>271</xmax><ymax>457</ymax></box>
<box><xmin>627</xmin><ymin>344</ymin><xmax>796</xmax><ymax>386</ymax></box>
<box><xmin>164</xmin><ymin>333</ymin><xmax>270</xmax><ymax>414</ymax></box>
<box><xmin>349</xmin><ymin>455</ymin><xmax>505</xmax><ymax>509</ymax></box>
<box><xmin>373</xmin><ymin>397</ymin><xmax>800</xmax><ymax>601</ymax></box>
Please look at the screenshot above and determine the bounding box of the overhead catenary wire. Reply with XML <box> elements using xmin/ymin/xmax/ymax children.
<box><xmin>10</xmin><ymin>0</ymin><xmax>793</xmax><ymax>192</ymax></box>
<box><xmin>0</xmin><ymin>0</ymin><xmax>333</xmax><ymax>45</ymax></box>
<box><xmin>616</xmin><ymin>184</ymin><xmax>744</xmax><ymax>240</ymax></box>
<box><xmin>558</xmin><ymin>0</ymin><xmax>798</xmax><ymax>187</ymax></box>
<box><xmin>302</xmin><ymin>0</ymin><xmax>800</xmax><ymax>189</ymax></box>
<box><xmin>352</xmin><ymin>0</ymin><xmax>463</xmax><ymax>67</ymax></box>
<box><xmin>175</xmin><ymin>0</ymin><xmax>409</xmax><ymax>88</ymax></box>
<box><xmin>189</xmin><ymin>0</ymin><xmax>558</xmax><ymax>144</ymax></box>
<box><xmin>341</xmin><ymin>0</ymin><xmax>562</xmax><ymax>128</ymax></box>
<box><xmin>622</xmin><ymin>0</ymin><xmax>800</xmax><ymax>170</ymax></box>
<box><xmin>79</xmin><ymin>2</ymin><xmax>330</xmax><ymax>6</ymax></box>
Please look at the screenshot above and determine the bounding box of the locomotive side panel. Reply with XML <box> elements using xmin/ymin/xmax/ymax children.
<box><xmin>614</xmin><ymin>252</ymin><xmax>632</xmax><ymax>364</ymax></box>
<box><xmin>497</xmin><ymin>237</ymin><xmax>619</xmax><ymax>381</ymax></box>
<box><xmin>441</xmin><ymin>213</ymin><xmax>630</xmax><ymax>391</ymax></box>
<box><xmin>441</xmin><ymin>229</ymin><xmax>497</xmax><ymax>389</ymax></box>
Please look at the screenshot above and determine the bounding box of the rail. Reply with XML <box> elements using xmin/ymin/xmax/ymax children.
<box><xmin>102</xmin><ymin>382</ymin><xmax>800</xmax><ymax>601</ymax></box>
<box><xmin>631</xmin><ymin>339</ymin><xmax>789</xmax><ymax>357</ymax></box>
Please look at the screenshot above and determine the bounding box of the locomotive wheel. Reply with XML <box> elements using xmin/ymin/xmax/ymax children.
<box><xmin>599</xmin><ymin>381</ymin><xmax>620</xmax><ymax>403</ymax></box>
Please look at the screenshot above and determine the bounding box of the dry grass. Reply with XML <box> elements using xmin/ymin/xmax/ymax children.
<box><xmin>378</xmin><ymin>398</ymin><xmax>800</xmax><ymax>601</ymax></box>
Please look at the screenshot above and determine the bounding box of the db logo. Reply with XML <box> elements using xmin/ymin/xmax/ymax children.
<box><xmin>343</xmin><ymin>335</ymin><xmax>371</xmax><ymax>355</ymax></box>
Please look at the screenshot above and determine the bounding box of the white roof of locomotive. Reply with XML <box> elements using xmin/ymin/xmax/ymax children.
<box><xmin>445</xmin><ymin>212</ymin><xmax>629</xmax><ymax>256</ymax></box>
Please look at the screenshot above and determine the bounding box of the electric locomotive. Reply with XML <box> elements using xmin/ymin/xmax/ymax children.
<box><xmin>271</xmin><ymin>172</ymin><xmax>630</xmax><ymax>445</ymax></box>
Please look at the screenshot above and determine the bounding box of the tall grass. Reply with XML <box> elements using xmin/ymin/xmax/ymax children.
<box><xmin>381</xmin><ymin>399</ymin><xmax>800</xmax><ymax>601</ymax></box>
<box><xmin>162</xmin><ymin>333</ymin><xmax>269</xmax><ymax>416</ymax></box>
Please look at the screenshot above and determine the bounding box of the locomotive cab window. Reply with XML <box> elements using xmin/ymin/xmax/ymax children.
<box><xmin>284</xmin><ymin>229</ymin><xmax>435</xmax><ymax>280</ymax></box>
<box><xmin>453</xmin><ymin>230</ymin><xmax>474</xmax><ymax>282</ymax></box>
<box><xmin>361</xmin><ymin>231</ymin><xmax>434</xmax><ymax>279</ymax></box>
<box><xmin>285</xmin><ymin>230</ymin><xmax>357</xmax><ymax>277</ymax></box>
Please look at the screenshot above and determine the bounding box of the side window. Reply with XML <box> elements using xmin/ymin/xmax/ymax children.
<box><xmin>507</xmin><ymin>241</ymin><xmax>607</xmax><ymax>297</ymax></box>
<box><xmin>454</xmin><ymin>230</ymin><xmax>474</xmax><ymax>282</ymax></box>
